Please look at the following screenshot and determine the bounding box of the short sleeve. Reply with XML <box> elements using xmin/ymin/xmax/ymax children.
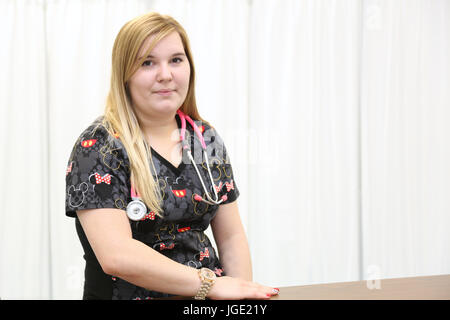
<box><xmin>65</xmin><ymin>120</ymin><xmax>131</xmax><ymax>218</ymax></box>
<box><xmin>201</xmin><ymin>124</ymin><xmax>240</xmax><ymax>205</ymax></box>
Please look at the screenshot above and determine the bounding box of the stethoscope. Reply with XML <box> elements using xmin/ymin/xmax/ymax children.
<box><xmin>126</xmin><ymin>109</ymin><xmax>227</xmax><ymax>221</ymax></box>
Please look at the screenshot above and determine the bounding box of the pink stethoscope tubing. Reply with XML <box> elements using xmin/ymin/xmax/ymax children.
<box><xmin>177</xmin><ymin>109</ymin><xmax>227</xmax><ymax>206</ymax></box>
<box><xmin>126</xmin><ymin>110</ymin><xmax>227</xmax><ymax>220</ymax></box>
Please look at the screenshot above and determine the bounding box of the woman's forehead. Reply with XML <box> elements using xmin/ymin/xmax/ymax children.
<box><xmin>138</xmin><ymin>31</ymin><xmax>185</xmax><ymax>59</ymax></box>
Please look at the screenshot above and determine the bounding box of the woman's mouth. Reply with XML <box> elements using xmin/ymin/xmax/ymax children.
<box><xmin>155</xmin><ymin>89</ymin><xmax>174</xmax><ymax>96</ymax></box>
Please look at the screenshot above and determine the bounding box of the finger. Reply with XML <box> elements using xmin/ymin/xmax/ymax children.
<box><xmin>263</xmin><ymin>286</ymin><xmax>279</xmax><ymax>297</ymax></box>
<box><xmin>255</xmin><ymin>285</ymin><xmax>278</xmax><ymax>299</ymax></box>
<box><xmin>244</xmin><ymin>281</ymin><xmax>279</xmax><ymax>299</ymax></box>
<box><xmin>241</xmin><ymin>284</ymin><xmax>265</xmax><ymax>299</ymax></box>
<box><xmin>249</xmin><ymin>288</ymin><xmax>272</xmax><ymax>300</ymax></box>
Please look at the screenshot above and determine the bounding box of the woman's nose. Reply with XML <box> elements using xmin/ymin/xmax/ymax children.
<box><xmin>156</xmin><ymin>63</ymin><xmax>173</xmax><ymax>82</ymax></box>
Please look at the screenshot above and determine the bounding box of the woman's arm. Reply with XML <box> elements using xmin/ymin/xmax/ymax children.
<box><xmin>77</xmin><ymin>208</ymin><xmax>274</xmax><ymax>299</ymax></box>
<box><xmin>210</xmin><ymin>201</ymin><xmax>253</xmax><ymax>280</ymax></box>
<box><xmin>77</xmin><ymin>208</ymin><xmax>202</xmax><ymax>297</ymax></box>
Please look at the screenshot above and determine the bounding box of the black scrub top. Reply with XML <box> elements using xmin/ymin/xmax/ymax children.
<box><xmin>65</xmin><ymin>113</ymin><xmax>239</xmax><ymax>300</ymax></box>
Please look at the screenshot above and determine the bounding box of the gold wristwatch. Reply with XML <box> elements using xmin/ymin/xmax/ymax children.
<box><xmin>194</xmin><ymin>268</ymin><xmax>216</xmax><ymax>300</ymax></box>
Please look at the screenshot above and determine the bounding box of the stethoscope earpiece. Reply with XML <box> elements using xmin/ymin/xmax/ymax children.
<box><xmin>193</xmin><ymin>193</ymin><xmax>228</xmax><ymax>205</ymax></box>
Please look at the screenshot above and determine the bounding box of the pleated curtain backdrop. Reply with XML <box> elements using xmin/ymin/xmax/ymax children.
<box><xmin>0</xmin><ymin>0</ymin><xmax>449</xmax><ymax>299</ymax></box>
<box><xmin>360</xmin><ymin>0</ymin><xmax>450</xmax><ymax>279</ymax></box>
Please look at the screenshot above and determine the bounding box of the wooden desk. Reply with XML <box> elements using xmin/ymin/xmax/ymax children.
<box><xmin>271</xmin><ymin>274</ymin><xmax>450</xmax><ymax>300</ymax></box>
<box><xmin>163</xmin><ymin>274</ymin><xmax>449</xmax><ymax>300</ymax></box>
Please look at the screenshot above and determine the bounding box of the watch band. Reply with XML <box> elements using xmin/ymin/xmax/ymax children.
<box><xmin>194</xmin><ymin>268</ymin><xmax>216</xmax><ymax>300</ymax></box>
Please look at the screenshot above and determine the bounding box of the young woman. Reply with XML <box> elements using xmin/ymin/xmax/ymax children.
<box><xmin>65</xmin><ymin>12</ymin><xmax>279</xmax><ymax>300</ymax></box>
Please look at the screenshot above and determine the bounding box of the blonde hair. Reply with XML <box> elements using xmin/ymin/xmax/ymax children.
<box><xmin>102</xmin><ymin>12</ymin><xmax>205</xmax><ymax>218</ymax></box>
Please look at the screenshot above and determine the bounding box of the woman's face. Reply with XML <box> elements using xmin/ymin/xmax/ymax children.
<box><xmin>128</xmin><ymin>31</ymin><xmax>191</xmax><ymax>118</ymax></box>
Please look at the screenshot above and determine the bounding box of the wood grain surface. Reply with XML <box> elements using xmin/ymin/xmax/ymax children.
<box><xmin>270</xmin><ymin>274</ymin><xmax>450</xmax><ymax>300</ymax></box>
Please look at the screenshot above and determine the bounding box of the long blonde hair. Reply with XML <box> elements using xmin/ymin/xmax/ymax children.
<box><xmin>102</xmin><ymin>12</ymin><xmax>204</xmax><ymax>218</ymax></box>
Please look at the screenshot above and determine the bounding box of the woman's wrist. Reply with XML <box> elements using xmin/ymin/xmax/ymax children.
<box><xmin>194</xmin><ymin>268</ymin><xmax>217</xmax><ymax>300</ymax></box>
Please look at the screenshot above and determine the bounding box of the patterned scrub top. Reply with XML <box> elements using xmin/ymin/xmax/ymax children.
<box><xmin>65</xmin><ymin>113</ymin><xmax>239</xmax><ymax>300</ymax></box>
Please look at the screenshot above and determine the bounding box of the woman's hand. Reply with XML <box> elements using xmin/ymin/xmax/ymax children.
<box><xmin>207</xmin><ymin>276</ymin><xmax>279</xmax><ymax>300</ymax></box>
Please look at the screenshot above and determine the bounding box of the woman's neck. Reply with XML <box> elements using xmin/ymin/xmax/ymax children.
<box><xmin>138</xmin><ymin>111</ymin><xmax>179</xmax><ymax>141</ymax></box>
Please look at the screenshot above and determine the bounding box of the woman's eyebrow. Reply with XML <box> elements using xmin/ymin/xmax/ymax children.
<box><xmin>144</xmin><ymin>52</ymin><xmax>186</xmax><ymax>59</ymax></box>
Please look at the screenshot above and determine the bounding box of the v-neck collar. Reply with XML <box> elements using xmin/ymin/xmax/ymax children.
<box><xmin>150</xmin><ymin>113</ymin><xmax>194</xmax><ymax>176</ymax></box>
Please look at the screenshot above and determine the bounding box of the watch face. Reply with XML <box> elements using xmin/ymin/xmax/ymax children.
<box><xmin>202</xmin><ymin>268</ymin><xmax>216</xmax><ymax>280</ymax></box>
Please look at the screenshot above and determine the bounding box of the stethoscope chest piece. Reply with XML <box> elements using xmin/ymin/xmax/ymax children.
<box><xmin>126</xmin><ymin>199</ymin><xmax>147</xmax><ymax>221</ymax></box>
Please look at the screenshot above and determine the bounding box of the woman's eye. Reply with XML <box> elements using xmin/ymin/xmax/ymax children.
<box><xmin>142</xmin><ymin>58</ymin><xmax>182</xmax><ymax>67</ymax></box>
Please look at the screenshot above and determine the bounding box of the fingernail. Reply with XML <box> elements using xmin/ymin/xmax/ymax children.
<box><xmin>272</xmin><ymin>288</ymin><xmax>279</xmax><ymax>294</ymax></box>
<box><xmin>266</xmin><ymin>294</ymin><xmax>271</xmax><ymax>297</ymax></box>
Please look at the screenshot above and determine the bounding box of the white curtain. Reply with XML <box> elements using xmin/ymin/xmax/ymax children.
<box><xmin>361</xmin><ymin>0</ymin><xmax>450</xmax><ymax>279</ymax></box>
<box><xmin>247</xmin><ymin>0</ymin><xmax>361</xmax><ymax>286</ymax></box>
<box><xmin>0</xmin><ymin>0</ymin><xmax>449</xmax><ymax>299</ymax></box>
<box><xmin>0</xmin><ymin>0</ymin><xmax>51</xmax><ymax>299</ymax></box>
